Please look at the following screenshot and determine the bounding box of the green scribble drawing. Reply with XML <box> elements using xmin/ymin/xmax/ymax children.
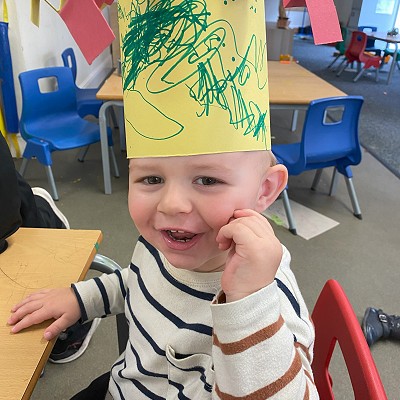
<box><xmin>126</xmin><ymin>90</ymin><xmax>184</xmax><ymax>140</ymax></box>
<box><xmin>120</xmin><ymin>0</ymin><xmax>268</xmax><ymax>142</ymax></box>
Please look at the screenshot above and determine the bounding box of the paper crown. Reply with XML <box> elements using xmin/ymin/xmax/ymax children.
<box><xmin>118</xmin><ymin>0</ymin><xmax>270</xmax><ymax>158</ymax></box>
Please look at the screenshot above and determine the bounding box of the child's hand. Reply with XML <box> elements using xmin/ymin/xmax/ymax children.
<box><xmin>216</xmin><ymin>209</ymin><xmax>282</xmax><ymax>303</ymax></box>
<box><xmin>7</xmin><ymin>287</ymin><xmax>81</xmax><ymax>340</ymax></box>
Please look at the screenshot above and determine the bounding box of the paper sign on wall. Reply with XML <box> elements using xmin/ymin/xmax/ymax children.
<box><xmin>119</xmin><ymin>0</ymin><xmax>270</xmax><ymax>158</ymax></box>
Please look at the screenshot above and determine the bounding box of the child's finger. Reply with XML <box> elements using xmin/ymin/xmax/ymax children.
<box><xmin>217</xmin><ymin>215</ymin><xmax>269</xmax><ymax>246</ymax></box>
<box><xmin>8</xmin><ymin>300</ymin><xmax>44</xmax><ymax>325</ymax></box>
<box><xmin>44</xmin><ymin>316</ymin><xmax>75</xmax><ymax>341</ymax></box>
<box><xmin>10</xmin><ymin>308</ymin><xmax>51</xmax><ymax>333</ymax></box>
<box><xmin>233</xmin><ymin>209</ymin><xmax>275</xmax><ymax>235</ymax></box>
<box><xmin>10</xmin><ymin>290</ymin><xmax>50</xmax><ymax>312</ymax></box>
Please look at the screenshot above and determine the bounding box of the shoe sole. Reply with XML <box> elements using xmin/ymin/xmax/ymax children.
<box><xmin>49</xmin><ymin>318</ymin><xmax>101</xmax><ymax>364</ymax></box>
<box><xmin>32</xmin><ymin>187</ymin><xmax>70</xmax><ymax>229</ymax></box>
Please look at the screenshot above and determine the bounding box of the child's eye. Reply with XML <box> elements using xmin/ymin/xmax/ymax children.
<box><xmin>194</xmin><ymin>177</ymin><xmax>221</xmax><ymax>186</ymax></box>
<box><xmin>143</xmin><ymin>176</ymin><xmax>163</xmax><ymax>185</ymax></box>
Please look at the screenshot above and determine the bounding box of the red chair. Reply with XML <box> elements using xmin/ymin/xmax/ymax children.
<box><xmin>311</xmin><ymin>280</ymin><xmax>388</xmax><ymax>399</ymax></box>
<box><xmin>336</xmin><ymin>31</ymin><xmax>382</xmax><ymax>82</ymax></box>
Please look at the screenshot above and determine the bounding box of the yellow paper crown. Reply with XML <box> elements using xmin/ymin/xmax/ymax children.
<box><xmin>118</xmin><ymin>0</ymin><xmax>270</xmax><ymax>158</ymax></box>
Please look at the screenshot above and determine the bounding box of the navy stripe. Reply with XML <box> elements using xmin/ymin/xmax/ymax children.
<box><xmin>111</xmin><ymin>358</ymin><xmax>126</xmax><ymax>400</ymax></box>
<box><xmin>114</xmin><ymin>340</ymin><xmax>200</xmax><ymax>400</ymax></box>
<box><xmin>126</xmin><ymin>289</ymin><xmax>200</xmax><ymax>360</ymax></box>
<box><xmin>167</xmin><ymin>380</ymin><xmax>192</xmax><ymax>400</ymax></box>
<box><xmin>128</xmin><ymin>340</ymin><xmax>168</xmax><ymax>379</ymax></box>
<box><xmin>114</xmin><ymin>358</ymin><xmax>166</xmax><ymax>400</ymax></box>
<box><xmin>167</xmin><ymin>359</ymin><xmax>213</xmax><ymax>393</ymax></box>
<box><xmin>94</xmin><ymin>276</ymin><xmax>111</xmax><ymax>315</ymax></box>
<box><xmin>71</xmin><ymin>284</ymin><xmax>88</xmax><ymax>321</ymax></box>
<box><xmin>275</xmin><ymin>278</ymin><xmax>301</xmax><ymax>317</ymax></box>
<box><xmin>130</xmin><ymin>262</ymin><xmax>213</xmax><ymax>336</ymax></box>
<box><xmin>138</xmin><ymin>236</ymin><xmax>215</xmax><ymax>301</ymax></box>
<box><xmin>125</xmin><ymin>376</ymin><xmax>165</xmax><ymax>400</ymax></box>
<box><xmin>114</xmin><ymin>268</ymin><xmax>127</xmax><ymax>299</ymax></box>
<box><xmin>126</xmin><ymin>288</ymin><xmax>165</xmax><ymax>356</ymax></box>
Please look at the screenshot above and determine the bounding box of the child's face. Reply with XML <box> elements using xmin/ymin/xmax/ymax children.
<box><xmin>128</xmin><ymin>151</ymin><xmax>275</xmax><ymax>273</ymax></box>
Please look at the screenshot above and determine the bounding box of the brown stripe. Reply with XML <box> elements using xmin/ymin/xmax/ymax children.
<box><xmin>215</xmin><ymin>350</ymin><xmax>302</xmax><ymax>399</ymax></box>
<box><xmin>304</xmin><ymin>369</ymin><xmax>314</xmax><ymax>385</ymax></box>
<box><xmin>303</xmin><ymin>381</ymin><xmax>310</xmax><ymax>400</ymax></box>
<box><xmin>213</xmin><ymin>315</ymin><xmax>284</xmax><ymax>355</ymax></box>
<box><xmin>295</xmin><ymin>341</ymin><xmax>312</xmax><ymax>363</ymax></box>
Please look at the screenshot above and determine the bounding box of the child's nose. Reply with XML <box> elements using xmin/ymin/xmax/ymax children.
<box><xmin>157</xmin><ymin>184</ymin><xmax>192</xmax><ymax>215</ymax></box>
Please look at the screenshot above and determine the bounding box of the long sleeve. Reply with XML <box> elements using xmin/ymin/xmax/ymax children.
<box><xmin>72</xmin><ymin>267</ymin><xmax>129</xmax><ymax>321</ymax></box>
<box><xmin>211</xmin><ymin>246</ymin><xmax>318</xmax><ymax>399</ymax></box>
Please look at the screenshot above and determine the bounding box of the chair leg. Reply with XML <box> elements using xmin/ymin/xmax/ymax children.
<box><xmin>327</xmin><ymin>54</ymin><xmax>341</xmax><ymax>70</ymax></box>
<box><xmin>329</xmin><ymin>168</ymin><xmax>339</xmax><ymax>196</ymax></box>
<box><xmin>353</xmin><ymin>68</ymin><xmax>365</xmax><ymax>82</ymax></box>
<box><xmin>44</xmin><ymin>165</ymin><xmax>59</xmax><ymax>201</ymax></box>
<box><xmin>77</xmin><ymin>145</ymin><xmax>90</xmax><ymax>162</ymax></box>
<box><xmin>109</xmin><ymin>106</ymin><xmax>118</xmax><ymax>130</ymax></box>
<box><xmin>109</xmin><ymin>146</ymin><xmax>120</xmax><ymax>178</ymax></box>
<box><xmin>19</xmin><ymin>158</ymin><xmax>29</xmax><ymax>176</ymax></box>
<box><xmin>282</xmin><ymin>189</ymin><xmax>297</xmax><ymax>235</ymax></box>
<box><xmin>117</xmin><ymin>108</ymin><xmax>126</xmax><ymax>151</ymax></box>
<box><xmin>311</xmin><ymin>169</ymin><xmax>323</xmax><ymax>191</ymax></box>
<box><xmin>345</xmin><ymin>177</ymin><xmax>362</xmax><ymax>219</ymax></box>
<box><xmin>336</xmin><ymin>60</ymin><xmax>348</xmax><ymax>77</ymax></box>
<box><xmin>291</xmin><ymin>110</ymin><xmax>299</xmax><ymax>132</ymax></box>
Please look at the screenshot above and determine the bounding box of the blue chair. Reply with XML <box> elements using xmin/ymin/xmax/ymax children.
<box><xmin>358</xmin><ymin>26</ymin><xmax>381</xmax><ymax>56</ymax></box>
<box><xmin>19</xmin><ymin>66</ymin><xmax>119</xmax><ymax>200</ymax></box>
<box><xmin>272</xmin><ymin>96</ymin><xmax>364</xmax><ymax>235</ymax></box>
<box><xmin>61</xmin><ymin>48</ymin><xmax>103</xmax><ymax>118</ymax></box>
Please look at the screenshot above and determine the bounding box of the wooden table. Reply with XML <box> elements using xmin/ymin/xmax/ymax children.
<box><xmin>366</xmin><ymin>32</ymin><xmax>400</xmax><ymax>84</ymax></box>
<box><xmin>268</xmin><ymin>61</ymin><xmax>346</xmax><ymax>107</ymax></box>
<box><xmin>96</xmin><ymin>62</ymin><xmax>346</xmax><ymax>194</ymax></box>
<box><xmin>0</xmin><ymin>228</ymin><xmax>102</xmax><ymax>400</ymax></box>
<box><xmin>268</xmin><ymin>61</ymin><xmax>346</xmax><ymax>131</ymax></box>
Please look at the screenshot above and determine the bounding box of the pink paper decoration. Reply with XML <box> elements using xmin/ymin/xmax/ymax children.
<box><xmin>59</xmin><ymin>0</ymin><xmax>115</xmax><ymax>64</ymax></box>
<box><xmin>283</xmin><ymin>0</ymin><xmax>342</xmax><ymax>44</ymax></box>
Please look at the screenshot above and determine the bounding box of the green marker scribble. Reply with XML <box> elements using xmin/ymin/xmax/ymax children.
<box><xmin>120</xmin><ymin>0</ymin><xmax>268</xmax><ymax>142</ymax></box>
<box><xmin>126</xmin><ymin>90</ymin><xmax>184</xmax><ymax>140</ymax></box>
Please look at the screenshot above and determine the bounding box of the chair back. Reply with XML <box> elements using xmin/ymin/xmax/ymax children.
<box><xmin>345</xmin><ymin>31</ymin><xmax>367</xmax><ymax>60</ymax></box>
<box><xmin>358</xmin><ymin>26</ymin><xmax>377</xmax><ymax>49</ymax></box>
<box><xmin>312</xmin><ymin>280</ymin><xmax>387</xmax><ymax>399</ymax></box>
<box><xmin>61</xmin><ymin>47</ymin><xmax>78</xmax><ymax>83</ymax></box>
<box><xmin>299</xmin><ymin>96</ymin><xmax>363</xmax><ymax>172</ymax></box>
<box><xmin>19</xmin><ymin>67</ymin><xmax>78</xmax><ymax>139</ymax></box>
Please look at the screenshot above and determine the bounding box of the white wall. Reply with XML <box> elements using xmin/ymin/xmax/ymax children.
<box><xmin>264</xmin><ymin>0</ymin><xmax>310</xmax><ymax>28</ymax></box>
<box><xmin>7</xmin><ymin>0</ymin><xmax>113</xmax><ymax>118</ymax></box>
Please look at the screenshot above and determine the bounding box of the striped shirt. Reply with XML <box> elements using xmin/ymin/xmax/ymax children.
<box><xmin>73</xmin><ymin>236</ymin><xmax>318</xmax><ymax>399</ymax></box>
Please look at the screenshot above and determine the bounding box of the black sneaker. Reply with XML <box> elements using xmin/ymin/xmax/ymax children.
<box><xmin>49</xmin><ymin>318</ymin><xmax>101</xmax><ymax>363</ymax></box>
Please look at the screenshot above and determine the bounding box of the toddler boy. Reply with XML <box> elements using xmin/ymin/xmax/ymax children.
<box><xmin>8</xmin><ymin>0</ymin><xmax>319</xmax><ymax>398</ymax></box>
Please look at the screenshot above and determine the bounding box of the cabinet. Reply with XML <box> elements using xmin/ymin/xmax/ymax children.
<box><xmin>266</xmin><ymin>23</ymin><xmax>295</xmax><ymax>60</ymax></box>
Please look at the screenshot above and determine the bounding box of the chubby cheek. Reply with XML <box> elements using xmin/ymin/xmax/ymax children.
<box><xmin>204</xmin><ymin>202</ymin><xmax>235</xmax><ymax>235</ymax></box>
<box><xmin>128</xmin><ymin>192</ymin><xmax>148</xmax><ymax>232</ymax></box>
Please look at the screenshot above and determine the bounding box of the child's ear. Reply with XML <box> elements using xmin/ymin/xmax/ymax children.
<box><xmin>255</xmin><ymin>164</ymin><xmax>288</xmax><ymax>212</ymax></box>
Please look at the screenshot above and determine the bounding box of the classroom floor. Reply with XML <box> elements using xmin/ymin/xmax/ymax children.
<box><xmin>14</xmin><ymin>107</ymin><xmax>400</xmax><ymax>399</ymax></box>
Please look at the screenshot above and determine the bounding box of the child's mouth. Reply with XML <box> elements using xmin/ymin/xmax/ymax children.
<box><xmin>166</xmin><ymin>230</ymin><xmax>196</xmax><ymax>242</ymax></box>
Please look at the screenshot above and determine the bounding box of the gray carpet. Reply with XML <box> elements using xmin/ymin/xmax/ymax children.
<box><xmin>291</xmin><ymin>36</ymin><xmax>400</xmax><ymax>179</ymax></box>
